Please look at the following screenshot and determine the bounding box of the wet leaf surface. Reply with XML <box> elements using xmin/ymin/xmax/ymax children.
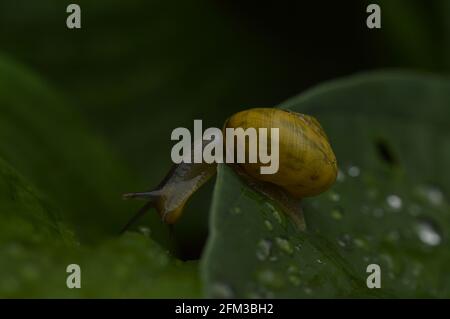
<box><xmin>202</xmin><ymin>72</ymin><xmax>450</xmax><ymax>298</ymax></box>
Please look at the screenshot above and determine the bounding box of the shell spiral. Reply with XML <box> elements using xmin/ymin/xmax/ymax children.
<box><xmin>224</xmin><ymin>108</ymin><xmax>337</xmax><ymax>198</ymax></box>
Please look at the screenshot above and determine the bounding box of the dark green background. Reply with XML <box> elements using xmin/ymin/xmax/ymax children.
<box><xmin>0</xmin><ymin>0</ymin><xmax>449</xmax><ymax>297</ymax></box>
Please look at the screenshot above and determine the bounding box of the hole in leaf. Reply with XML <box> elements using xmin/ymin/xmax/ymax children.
<box><xmin>375</xmin><ymin>139</ymin><xmax>398</xmax><ymax>167</ymax></box>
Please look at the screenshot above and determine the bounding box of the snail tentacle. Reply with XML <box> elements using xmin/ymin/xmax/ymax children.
<box><xmin>119</xmin><ymin>200</ymin><xmax>155</xmax><ymax>235</ymax></box>
<box><xmin>123</xmin><ymin>191</ymin><xmax>161</xmax><ymax>200</ymax></box>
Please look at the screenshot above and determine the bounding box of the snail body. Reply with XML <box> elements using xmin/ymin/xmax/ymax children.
<box><xmin>123</xmin><ymin>108</ymin><xmax>337</xmax><ymax>232</ymax></box>
<box><xmin>123</xmin><ymin>160</ymin><xmax>216</xmax><ymax>226</ymax></box>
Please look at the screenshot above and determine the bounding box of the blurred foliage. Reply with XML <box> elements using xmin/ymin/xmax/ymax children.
<box><xmin>0</xmin><ymin>0</ymin><xmax>391</xmax><ymax>251</ymax></box>
<box><xmin>375</xmin><ymin>0</ymin><xmax>450</xmax><ymax>70</ymax></box>
<box><xmin>0</xmin><ymin>55</ymin><xmax>173</xmax><ymax>247</ymax></box>
<box><xmin>0</xmin><ymin>0</ymin><xmax>449</xmax><ymax>297</ymax></box>
<box><xmin>1</xmin><ymin>0</ymin><xmax>449</xmax><ymax>254</ymax></box>
<box><xmin>203</xmin><ymin>72</ymin><xmax>450</xmax><ymax>298</ymax></box>
<box><xmin>0</xmin><ymin>58</ymin><xmax>199</xmax><ymax>298</ymax></box>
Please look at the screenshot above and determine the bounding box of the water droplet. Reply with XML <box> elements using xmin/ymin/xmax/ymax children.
<box><xmin>230</xmin><ymin>206</ymin><xmax>242</xmax><ymax>215</ymax></box>
<box><xmin>265</xmin><ymin>202</ymin><xmax>284</xmax><ymax>225</ymax></box>
<box><xmin>210</xmin><ymin>283</ymin><xmax>234</xmax><ymax>298</ymax></box>
<box><xmin>265</xmin><ymin>202</ymin><xmax>275</xmax><ymax>211</ymax></box>
<box><xmin>246</xmin><ymin>292</ymin><xmax>262</xmax><ymax>299</ymax></box>
<box><xmin>286</xmin><ymin>265</ymin><xmax>302</xmax><ymax>286</ymax></box>
<box><xmin>372</xmin><ymin>208</ymin><xmax>384</xmax><ymax>218</ymax></box>
<box><xmin>348</xmin><ymin>166</ymin><xmax>360</xmax><ymax>177</ymax></box>
<box><xmin>288</xmin><ymin>275</ymin><xmax>301</xmax><ymax>286</ymax></box>
<box><xmin>337</xmin><ymin>239</ymin><xmax>346</xmax><ymax>248</ymax></box>
<box><xmin>304</xmin><ymin>287</ymin><xmax>313</xmax><ymax>295</ymax></box>
<box><xmin>337</xmin><ymin>170</ymin><xmax>346</xmax><ymax>182</ymax></box>
<box><xmin>337</xmin><ymin>234</ymin><xmax>352</xmax><ymax>249</ymax></box>
<box><xmin>416</xmin><ymin>220</ymin><xmax>442</xmax><ymax>247</ymax></box>
<box><xmin>287</xmin><ymin>265</ymin><xmax>299</xmax><ymax>274</ymax></box>
<box><xmin>418</xmin><ymin>186</ymin><xmax>444</xmax><ymax>206</ymax></box>
<box><xmin>275</xmin><ymin>237</ymin><xmax>294</xmax><ymax>255</ymax></box>
<box><xmin>257</xmin><ymin>269</ymin><xmax>284</xmax><ymax>289</ymax></box>
<box><xmin>401</xmin><ymin>278</ymin><xmax>412</xmax><ymax>287</ymax></box>
<box><xmin>264</xmin><ymin>220</ymin><xmax>273</xmax><ymax>231</ymax></box>
<box><xmin>386</xmin><ymin>195</ymin><xmax>403</xmax><ymax>210</ymax></box>
<box><xmin>329</xmin><ymin>192</ymin><xmax>340</xmax><ymax>202</ymax></box>
<box><xmin>330</xmin><ymin>207</ymin><xmax>344</xmax><ymax>220</ymax></box>
<box><xmin>386</xmin><ymin>230</ymin><xmax>400</xmax><ymax>242</ymax></box>
<box><xmin>138</xmin><ymin>226</ymin><xmax>151</xmax><ymax>237</ymax></box>
<box><xmin>353</xmin><ymin>238</ymin><xmax>367</xmax><ymax>249</ymax></box>
<box><xmin>256</xmin><ymin>239</ymin><xmax>272</xmax><ymax>261</ymax></box>
<box><xmin>249</xmin><ymin>287</ymin><xmax>274</xmax><ymax>299</ymax></box>
<box><xmin>272</xmin><ymin>211</ymin><xmax>283</xmax><ymax>225</ymax></box>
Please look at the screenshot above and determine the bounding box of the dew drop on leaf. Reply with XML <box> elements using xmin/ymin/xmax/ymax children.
<box><xmin>287</xmin><ymin>265</ymin><xmax>299</xmax><ymax>274</ymax></box>
<box><xmin>256</xmin><ymin>239</ymin><xmax>272</xmax><ymax>261</ymax></box>
<box><xmin>264</xmin><ymin>202</ymin><xmax>284</xmax><ymax>225</ymax></box>
<box><xmin>304</xmin><ymin>287</ymin><xmax>313</xmax><ymax>295</ymax></box>
<box><xmin>264</xmin><ymin>220</ymin><xmax>273</xmax><ymax>231</ymax></box>
<box><xmin>331</xmin><ymin>207</ymin><xmax>344</xmax><ymax>220</ymax></box>
<box><xmin>230</xmin><ymin>206</ymin><xmax>242</xmax><ymax>215</ymax></box>
<box><xmin>210</xmin><ymin>282</ymin><xmax>234</xmax><ymax>298</ymax></box>
<box><xmin>353</xmin><ymin>238</ymin><xmax>367</xmax><ymax>249</ymax></box>
<box><xmin>386</xmin><ymin>194</ymin><xmax>403</xmax><ymax>210</ymax></box>
<box><xmin>328</xmin><ymin>191</ymin><xmax>340</xmax><ymax>202</ymax></box>
<box><xmin>257</xmin><ymin>269</ymin><xmax>284</xmax><ymax>289</ymax></box>
<box><xmin>386</xmin><ymin>230</ymin><xmax>400</xmax><ymax>243</ymax></box>
<box><xmin>347</xmin><ymin>165</ymin><xmax>360</xmax><ymax>177</ymax></box>
<box><xmin>275</xmin><ymin>237</ymin><xmax>294</xmax><ymax>255</ymax></box>
<box><xmin>337</xmin><ymin>234</ymin><xmax>352</xmax><ymax>249</ymax></box>
<box><xmin>416</xmin><ymin>219</ymin><xmax>442</xmax><ymax>247</ymax></box>
<box><xmin>286</xmin><ymin>265</ymin><xmax>302</xmax><ymax>286</ymax></box>
<box><xmin>269</xmin><ymin>208</ymin><xmax>283</xmax><ymax>225</ymax></box>
<box><xmin>138</xmin><ymin>226</ymin><xmax>151</xmax><ymax>237</ymax></box>
<box><xmin>418</xmin><ymin>185</ymin><xmax>444</xmax><ymax>206</ymax></box>
<box><xmin>288</xmin><ymin>275</ymin><xmax>301</xmax><ymax>286</ymax></box>
<box><xmin>337</xmin><ymin>170</ymin><xmax>346</xmax><ymax>182</ymax></box>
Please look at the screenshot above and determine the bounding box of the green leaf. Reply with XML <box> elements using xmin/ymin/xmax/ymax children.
<box><xmin>0</xmin><ymin>54</ymin><xmax>172</xmax><ymax>244</ymax></box>
<box><xmin>0</xmin><ymin>157</ymin><xmax>76</xmax><ymax>246</ymax></box>
<box><xmin>0</xmin><ymin>56</ymin><xmax>200</xmax><ymax>297</ymax></box>
<box><xmin>0</xmin><ymin>157</ymin><xmax>200</xmax><ymax>297</ymax></box>
<box><xmin>202</xmin><ymin>72</ymin><xmax>450</xmax><ymax>298</ymax></box>
<box><xmin>1</xmin><ymin>230</ymin><xmax>202</xmax><ymax>298</ymax></box>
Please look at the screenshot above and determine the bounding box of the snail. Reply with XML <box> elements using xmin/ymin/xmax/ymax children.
<box><xmin>122</xmin><ymin>108</ymin><xmax>337</xmax><ymax>232</ymax></box>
